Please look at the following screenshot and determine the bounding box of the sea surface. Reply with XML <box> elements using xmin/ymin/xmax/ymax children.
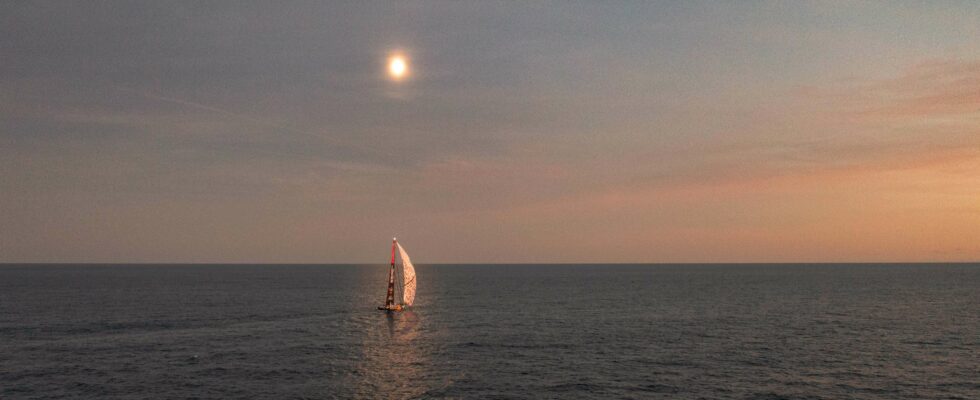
<box><xmin>1</xmin><ymin>263</ymin><xmax>977</xmax><ymax>399</ymax></box>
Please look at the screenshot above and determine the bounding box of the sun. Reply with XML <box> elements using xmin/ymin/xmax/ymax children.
<box><xmin>388</xmin><ymin>55</ymin><xmax>408</xmax><ymax>80</ymax></box>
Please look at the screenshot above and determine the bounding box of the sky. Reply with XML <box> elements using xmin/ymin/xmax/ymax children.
<box><xmin>2</xmin><ymin>2</ymin><xmax>979</xmax><ymax>263</ymax></box>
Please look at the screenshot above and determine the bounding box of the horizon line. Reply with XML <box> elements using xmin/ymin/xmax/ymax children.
<box><xmin>1</xmin><ymin>261</ymin><xmax>977</xmax><ymax>266</ymax></box>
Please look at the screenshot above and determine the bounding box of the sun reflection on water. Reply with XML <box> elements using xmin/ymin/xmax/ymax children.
<box><xmin>351</xmin><ymin>310</ymin><xmax>427</xmax><ymax>398</ymax></box>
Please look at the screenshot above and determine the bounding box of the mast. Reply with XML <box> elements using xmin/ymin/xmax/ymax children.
<box><xmin>384</xmin><ymin>238</ymin><xmax>397</xmax><ymax>309</ymax></box>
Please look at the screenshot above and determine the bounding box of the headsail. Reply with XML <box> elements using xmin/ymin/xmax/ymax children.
<box><xmin>397</xmin><ymin>242</ymin><xmax>416</xmax><ymax>306</ymax></box>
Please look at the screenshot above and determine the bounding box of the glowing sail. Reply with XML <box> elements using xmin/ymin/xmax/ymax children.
<box><xmin>397</xmin><ymin>242</ymin><xmax>416</xmax><ymax>306</ymax></box>
<box><xmin>379</xmin><ymin>238</ymin><xmax>417</xmax><ymax>311</ymax></box>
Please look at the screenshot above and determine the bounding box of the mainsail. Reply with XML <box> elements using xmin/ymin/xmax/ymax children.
<box><xmin>397</xmin><ymin>242</ymin><xmax>416</xmax><ymax>306</ymax></box>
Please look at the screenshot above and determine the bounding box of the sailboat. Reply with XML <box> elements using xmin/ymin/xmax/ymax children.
<box><xmin>378</xmin><ymin>238</ymin><xmax>416</xmax><ymax>312</ymax></box>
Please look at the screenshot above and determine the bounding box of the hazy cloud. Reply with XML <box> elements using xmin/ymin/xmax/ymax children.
<box><xmin>2</xmin><ymin>2</ymin><xmax>978</xmax><ymax>262</ymax></box>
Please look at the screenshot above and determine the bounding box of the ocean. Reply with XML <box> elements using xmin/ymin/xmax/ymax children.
<box><xmin>1</xmin><ymin>264</ymin><xmax>977</xmax><ymax>399</ymax></box>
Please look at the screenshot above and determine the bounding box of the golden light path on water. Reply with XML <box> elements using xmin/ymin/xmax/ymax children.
<box><xmin>346</xmin><ymin>266</ymin><xmax>430</xmax><ymax>398</ymax></box>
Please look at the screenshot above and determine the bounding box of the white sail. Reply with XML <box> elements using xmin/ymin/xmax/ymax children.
<box><xmin>397</xmin><ymin>242</ymin><xmax>416</xmax><ymax>306</ymax></box>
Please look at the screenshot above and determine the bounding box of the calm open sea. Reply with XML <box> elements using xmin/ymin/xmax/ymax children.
<box><xmin>1</xmin><ymin>264</ymin><xmax>977</xmax><ymax>399</ymax></box>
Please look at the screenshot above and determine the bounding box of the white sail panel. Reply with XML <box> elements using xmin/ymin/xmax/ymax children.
<box><xmin>397</xmin><ymin>242</ymin><xmax>416</xmax><ymax>306</ymax></box>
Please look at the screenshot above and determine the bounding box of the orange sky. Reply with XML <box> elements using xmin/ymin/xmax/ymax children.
<box><xmin>1</xmin><ymin>3</ymin><xmax>978</xmax><ymax>262</ymax></box>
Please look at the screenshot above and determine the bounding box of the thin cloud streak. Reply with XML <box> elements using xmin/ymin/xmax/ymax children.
<box><xmin>113</xmin><ymin>86</ymin><xmax>400</xmax><ymax>160</ymax></box>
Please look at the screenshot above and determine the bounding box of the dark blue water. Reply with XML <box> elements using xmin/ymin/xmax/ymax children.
<box><xmin>1</xmin><ymin>264</ymin><xmax>977</xmax><ymax>399</ymax></box>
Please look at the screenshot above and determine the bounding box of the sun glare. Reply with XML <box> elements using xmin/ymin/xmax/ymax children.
<box><xmin>388</xmin><ymin>55</ymin><xmax>408</xmax><ymax>80</ymax></box>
